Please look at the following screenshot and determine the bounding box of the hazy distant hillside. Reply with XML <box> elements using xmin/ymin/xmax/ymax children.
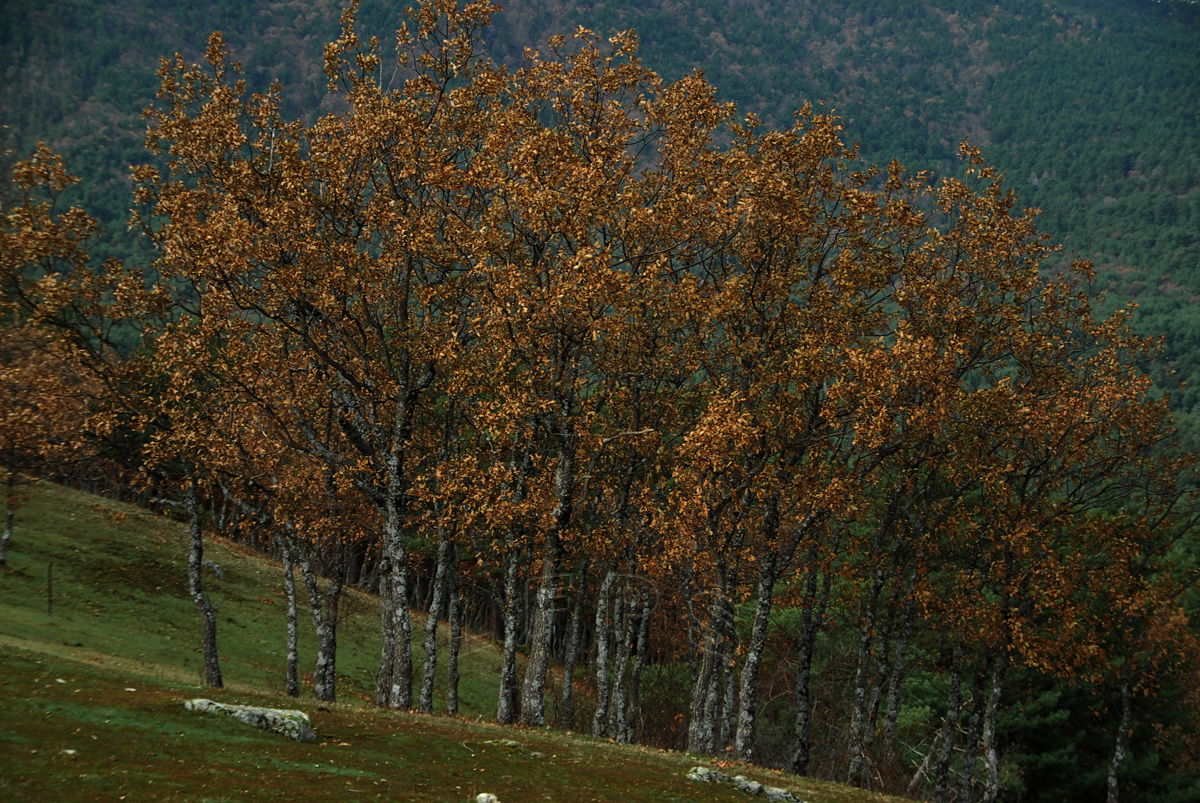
<box><xmin>3</xmin><ymin>0</ymin><xmax>1197</xmax><ymax>423</ymax></box>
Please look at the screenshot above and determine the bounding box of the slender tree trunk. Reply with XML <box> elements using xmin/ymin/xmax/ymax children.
<box><xmin>299</xmin><ymin>547</ymin><xmax>341</xmax><ymax>702</ymax></box>
<box><xmin>790</xmin><ymin>545</ymin><xmax>832</xmax><ymax>775</ymax></box>
<box><xmin>520</xmin><ymin>423</ymin><xmax>574</xmax><ymax>727</ymax></box>
<box><xmin>447</xmin><ymin>573</ymin><xmax>465</xmax><ymax>716</ymax></box>
<box><xmin>980</xmin><ymin>660</ymin><xmax>1005</xmax><ymax>803</ymax></box>
<box><xmin>882</xmin><ymin>599</ymin><xmax>916</xmax><ymax>753</ymax></box>
<box><xmin>0</xmin><ymin>503</ymin><xmax>13</xmax><ymax>566</ymax></box>
<box><xmin>497</xmin><ymin>451</ymin><xmax>533</xmax><ymax>724</ymax></box>
<box><xmin>957</xmin><ymin>674</ymin><xmax>985</xmax><ymax>803</ymax></box>
<box><xmin>497</xmin><ymin>545</ymin><xmax>522</xmax><ymax>724</ymax></box>
<box><xmin>419</xmin><ymin>534</ymin><xmax>453</xmax><ymax>714</ymax></box>
<box><xmin>627</xmin><ymin>582</ymin><xmax>652</xmax><ymax>743</ymax></box>
<box><xmin>688</xmin><ymin>560</ymin><xmax>730</xmax><ymax>754</ymax></box>
<box><xmin>376</xmin><ymin>392</ymin><xmax>419</xmax><ymax>710</ymax></box>
<box><xmin>719</xmin><ymin>635</ymin><xmax>737</xmax><ymax>751</ymax></box>
<box><xmin>592</xmin><ymin>568</ymin><xmax>616</xmax><ymax>737</ymax></box>
<box><xmin>931</xmin><ymin>647</ymin><xmax>965</xmax><ymax>803</ymax></box>
<box><xmin>848</xmin><ymin>567</ymin><xmax>887</xmax><ymax>786</ymax></box>
<box><xmin>609</xmin><ymin>582</ymin><xmax>633</xmax><ymax>742</ymax></box>
<box><xmin>186</xmin><ymin>481</ymin><xmax>222</xmax><ymax>688</ymax></box>
<box><xmin>1106</xmin><ymin>680</ymin><xmax>1132</xmax><ymax>803</ymax></box>
<box><xmin>520</xmin><ymin>552</ymin><xmax>559</xmax><ymax>726</ymax></box>
<box><xmin>557</xmin><ymin>558</ymin><xmax>589</xmax><ymax>730</ymax></box>
<box><xmin>0</xmin><ymin>467</ymin><xmax>14</xmax><ymax>566</ymax></box>
<box><xmin>736</xmin><ymin>550</ymin><xmax>779</xmax><ymax>762</ymax></box>
<box><xmin>281</xmin><ymin>535</ymin><xmax>300</xmax><ymax>698</ymax></box>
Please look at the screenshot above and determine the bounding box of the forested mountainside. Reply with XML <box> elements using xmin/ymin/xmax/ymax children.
<box><xmin>3</xmin><ymin>0</ymin><xmax>1198</xmax><ymax>429</ymax></box>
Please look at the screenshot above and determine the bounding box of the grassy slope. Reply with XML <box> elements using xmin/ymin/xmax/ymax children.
<box><xmin>0</xmin><ymin>480</ymin><xmax>907</xmax><ymax>802</ymax></box>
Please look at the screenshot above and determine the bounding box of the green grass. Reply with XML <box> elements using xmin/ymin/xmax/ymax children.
<box><xmin>0</xmin><ymin>479</ymin><xmax>909</xmax><ymax>802</ymax></box>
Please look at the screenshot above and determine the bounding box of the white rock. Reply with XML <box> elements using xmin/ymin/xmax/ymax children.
<box><xmin>184</xmin><ymin>698</ymin><xmax>316</xmax><ymax>742</ymax></box>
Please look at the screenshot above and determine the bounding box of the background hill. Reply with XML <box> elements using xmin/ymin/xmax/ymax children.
<box><xmin>2</xmin><ymin>0</ymin><xmax>1197</xmax><ymax>433</ymax></box>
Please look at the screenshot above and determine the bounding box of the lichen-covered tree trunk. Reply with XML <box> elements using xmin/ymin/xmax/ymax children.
<box><xmin>520</xmin><ymin>419</ymin><xmax>574</xmax><ymax>727</ymax></box>
<box><xmin>847</xmin><ymin>568</ymin><xmax>886</xmax><ymax>786</ymax></box>
<box><xmin>419</xmin><ymin>534</ymin><xmax>453</xmax><ymax>713</ymax></box>
<box><xmin>376</xmin><ymin>396</ymin><xmax>416</xmax><ymax>710</ymax></box>
<box><xmin>980</xmin><ymin>660</ymin><xmax>1005</xmax><ymax>803</ymax></box>
<box><xmin>520</xmin><ymin>553</ymin><xmax>559</xmax><ymax>726</ymax></box>
<box><xmin>609</xmin><ymin>582</ymin><xmax>632</xmax><ymax>742</ymax></box>
<box><xmin>627</xmin><ymin>582</ymin><xmax>652</xmax><ymax>743</ymax></box>
<box><xmin>931</xmin><ymin>647</ymin><xmax>965</xmax><ymax>803</ymax></box>
<box><xmin>790</xmin><ymin>545</ymin><xmax>832</xmax><ymax>775</ymax></box>
<box><xmin>299</xmin><ymin>545</ymin><xmax>341</xmax><ymax>702</ymax></box>
<box><xmin>281</xmin><ymin>536</ymin><xmax>300</xmax><ymax>697</ymax></box>
<box><xmin>735</xmin><ymin>550</ymin><xmax>778</xmax><ymax>762</ymax></box>
<box><xmin>447</xmin><ymin>576</ymin><xmax>465</xmax><ymax>715</ymax></box>
<box><xmin>186</xmin><ymin>481</ymin><xmax>222</xmax><ymax>688</ymax></box>
<box><xmin>557</xmin><ymin>558</ymin><xmax>588</xmax><ymax>730</ymax></box>
<box><xmin>719</xmin><ymin>636</ymin><xmax>737</xmax><ymax>751</ymax></box>
<box><xmin>957</xmin><ymin>675</ymin><xmax>985</xmax><ymax>803</ymax></box>
<box><xmin>688</xmin><ymin>561</ymin><xmax>731</xmax><ymax>754</ymax></box>
<box><xmin>592</xmin><ymin>567</ymin><xmax>616</xmax><ymax>737</ymax></box>
<box><xmin>496</xmin><ymin>545</ymin><xmax>522</xmax><ymax>725</ymax></box>
<box><xmin>1106</xmin><ymin>680</ymin><xmax>1132</xmax><ymax>803</ymax></box>
<box><xmin>0</xmin><ymin>466</ymin><xmax>14</xmax><ymax>566</ymax></box>
<box><xmin>882</xmin><ymin>599</ymin><xmax>916</xmax><ymax>753</ymax></box>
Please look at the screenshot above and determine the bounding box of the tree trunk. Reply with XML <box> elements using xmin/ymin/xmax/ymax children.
<box><xmin>736</xmin><ymin>550</ymin><xmax>779</xmax><ymax>762</ymax></box>
<box><xmin>376</xmin><ymin>396</ymin><xmax>416</xmax><ymax>710</ymax></box>
<box><xmin>1106</xmin><ymin>679</ymin><xmax>1132</xmax><ymax>803</ymax></box>
<box><xmin>0</xmin><ymin>468</ymin><xmax>14</xmax><ymax>566</ymax></box>
<box><xmin>931</xmin><ymin>647</ymin><xmax>965</xmax><ymax>803</ymax></box>
<box><xmin>980</xmin><ymin>660</ymin><xmax>1005</xmax><ymax>803</ymax></box>
<box><xmin>281</xmin><ymin>535</ymin><xmax>300</xmax><ymax>697</ymax></box>
<box><xmin>790</xmin><ymin>545</ymin><xmax>832</xmax><ymax>775</ymax></box>
<box><xmin>688</xmin><ymin>560</ymin><xmax>730</xmax><ymax>754</ymax></box>
<box><xmin>882</xmin><ymin>599</ymin><xmax>916</xmax><ymax>753</ymax></box>
<box><xmin>627</xmin><ymin>582</ymin><xmax>653</xmax><ymax>744</ymax></box>
<box><xmin>419</xmin><ymin>534</ymin><xmax>453</xmax><ymax>714</ymax></box>
<box><xmin>299</xmin><ymin>546</ymin><xmax>341</xmax><ymax>703</ymax></box>
<box><xmin>957</xmin><ymin>674</ymin><xmax>985</xmax><ymax>803</ymax></box>
<box><xmin>0</xmin><ymin>504</ymin><xmax>12</xmax><ymax>567</ymax></box>
<box><xmin>520</xmin><ymin>421</ymin><xmax>574</xmax><ymax>727</ymax></box>
<box><xmin>609</xmin><ymin>582</ymin><xmax>633</xmax><ymax>742</ymax></box>
<box><xmin>557</xmin><ymin>558</ymin><xmax>589</xmax><ymax>730</ymax></box>
<box><xmin>719</xmin><ymin>635</ymin><xmax>736</xmax><ymax>751</ymax></box>
<box><xmin>447</xmin><ymin>574</ymin><xmax>465</xmax><ymax>716</ymax></box>
<box><xmin>848</xmin><ymin>569</ymin><xmax>886</xmax><ymax>787</ymax></box>
<box><xmin>497</xmin><ymin>545</ymin><xmax>522</xmax><ymax>724</ymax></box>
<box><xmin>186</xmin><ymin>481</ymin><xmax>222</xmax><ymax>688</ymax></box>
<box><xmin>592</xmin><ymin>568</ymin><xmax>616</xmax><ymax>737</ymax></box>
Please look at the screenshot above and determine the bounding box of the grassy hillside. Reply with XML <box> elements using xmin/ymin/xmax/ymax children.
<box><xmin>0</xmin><ymin>480</ymin><xmax>907</xmax><ymax>802</ymax></box>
